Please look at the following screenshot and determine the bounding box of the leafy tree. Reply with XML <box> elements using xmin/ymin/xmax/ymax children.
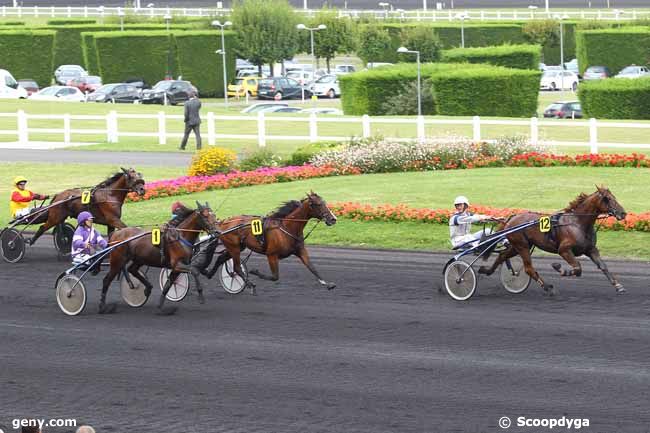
<box><xmin>306</xmin><ymin>10</ymin><xmax>357</xmax><ymax>73</ymax></box>
<box><xmin>400</xmin><ymin>26</ymin><xmax>442</xmax><ymax>63</ymax></box>
<box><xmin>522</xmin><ymin>19</ymin><xmax>560</xmax><ymax>62</ymax></box>
<box><xmin>356</xmin><ymin>24</ymin><xmax>392</xmax><ymax>66</ymax></box>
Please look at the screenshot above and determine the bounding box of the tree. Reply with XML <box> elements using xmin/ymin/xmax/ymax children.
<box><xmin>522</xmin><ymin>19</ymin><xmax>560</xmax><ymax>62</ymax></box>
<box><xmin>356</xmin><ymin>24</ymin><xmax>392</xmax><ymax>66</ymax></box>
<box><xmin>400</xmin><ymin>26</ymin><xmax>442</xmax><ymax>63</ymax></box>
<box><xmin>308</xmin><ymin>10</ymin><xmax>357</xmax><ymax>73</ymax></box>
<box><xmin>231</xmin><ymin>0</ymin><xmax>301</xmax><ymax>76</ymax></box>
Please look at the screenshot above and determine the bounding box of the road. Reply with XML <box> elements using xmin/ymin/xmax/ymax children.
<box><xmin>1</xmin><ymin>241</ymin><xmax>650</xmax><ymax>432</ymax></box>
<box><xmin>1</xmin><ymin>149</ymin><xmax>191</xmax><ymax>167</ymax></box>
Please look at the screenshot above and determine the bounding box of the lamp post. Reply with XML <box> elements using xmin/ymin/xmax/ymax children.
<box><xmin>146</xmin><ymin>3</ymin><xmax>154</xmax><ymax>18</ymax></box>
<box><xmin>297</xmin><ymin>23</ymin><xmax>326</xmax><ymax>101</ymax></box>
<box><xmin>212</xmin><ymin>20</ymin><xmax>232</xmax><ymax>106</ymax></box>
<box><xmin>397</xmin><ymin>46</ymin><xmax>421</xmax><ymax>116</ymax></box>
<box><xmin>528</xmin><ymin>5</ymin><xmax>538</xmax><ymax>19</ymax></box>
<box><xmin>553</xmin><ymin>14</ymin><xmax>569</xmax><ymax>91</ymax></box>
<box><xmin>378</xmin><ymin>2</ymin><xmax>392</xmax><ymax>18</ymax></box>
<box><xmin>456</xmin><ymin>13</ymin><xmax>469</xmax><ymax>48</ymax></box>
<box><xmin>97</xmin><ymin>5</ymin><xmax>105</xmax><ymax>24</ymax></box>
<box><xmin>118</xmin><ymin>8</ymin><xmax>125</xmax><ymax>31</ymax></box>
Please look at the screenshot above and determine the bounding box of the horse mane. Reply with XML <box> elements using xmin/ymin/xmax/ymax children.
<box><xmin>268</xmin><ymin>200</ymin><xmax>302</xmax><ymax>218</ymax></box>
<box><xmin>96</xmin><ymin>171</ymin><xmax>125</xmax><ymax>188</ymax></box>
<box><xmin>169</xmin><ymin>204</ymin><xmax>194</xmax><ymax>227</ymax></box>
<box><xmin>564</xmin><ymin>192</ymin><xmax>591</xmax><ymax>212</ymax></box>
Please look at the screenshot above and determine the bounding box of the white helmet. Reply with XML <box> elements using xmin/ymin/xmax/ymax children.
<box><xmin>454</xmin><ymin>196</ymin><xmax>470</xmax><ymax>206</ymax></box>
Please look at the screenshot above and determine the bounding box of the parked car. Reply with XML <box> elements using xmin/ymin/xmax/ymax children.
<box><xmin>29</xmin><ymin>86</ymin><xmax>85</xmax><ymax>102</ymax></box>
<box><xmin>366</xmin><ymin>62</ymin><xmax>393</xmax><ymax>69</ymax></box>
<box><xmin>564</xmin><ymin>59</ymin><xmax>580</xmax><ymax>77</ymax></box>
<box><xmin>583</xmin><ymin>66</ymin><xmax>611</xmax><ymax>81</ymax></box>
<box><xmin>615</xmin><ymin>65</ymin><xmax>650</xmax><ymax>79</ymax></box>
<box><xmin>543</xmin><ymin>101</ymin><xmax>582</xmax><ymax>119</ymax></box>
<box><xmin>68</xmin><ymin>75</ymin><xmax>102</xmax><ymax>93</ymax></box>
<box><xmin>262</xmin><ymin>106</ymin><xmax>303</xmax><ymax>113</ymax></box>
<box><xmin>285</xmin><ymin>70</ymin><xmax>314</xmax><ymax>86</ymax></box>
<box><xmin>54</xmin><ymin>65</ymin><xmax>87</xmax><ymax>85</ymax></box>
<box><xmin>301</xmin><ymin>107</ymin><xmax>344</xmax><ymax>115</ymax></box>
<box><xmin>334</xmin><ymin>64</ymin><xmax>356</xmax><ymax>74</ymax></box>
<box><xmin>310</xmin><ymin>74</ymin><xmax>340</xmax><ymax>99</ymax></box>
<box><xmin>124</xmin><ymin>77</ymin><xmax>151</xmax><ymax>92</ymax></box>
<box><xmin>237</xmin><ymin>69</ymin><xmax>268</xmax><ymax>79</ymax></box>
<box><xmin>257</xmin><ymin>77</ymin><xmax>312</xmax><ymax>100</ymax></box>
<box><xmin>86</xmin><ymin>83</ymin><xmax>140</xmax><ymax>103</ymax></box>
<box><xmin>141</xmin><ymin>80</ymin><xmax>196</xmax><ymax>105</ymax></box>
<box><xmin>227</xmin><ymin>76</ymin><xmax>260</xmax><ymax>98</ymax></box>
<box><xmin>17</xmin><ymin>79</ymin><xmax>39</xmax><ymax>96</ymax></box>
<box><xmin>240</xmin><ymin>102</ymin><xmax>289</xmax><ymax>113</ymax></box>
<box><xmin>0</xmin><ymin>69</ymin><xmax>28</xmax><ymax>99</ymax></box>
<box><xmin>540</xmin><ymin>70</ymin><xmax>579</xmax><ymax>91</ymax></box>
<box><xmin>542</xmin><ymin>65</ymin><xmax>563</xmax><ymax>72</ymax></box>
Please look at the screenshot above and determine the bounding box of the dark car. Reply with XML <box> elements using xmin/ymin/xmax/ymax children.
<box><xmin>124</xmin><ymin>77</ymin><xmax>151</xmax><ymax>92</ymax></box>
<box><xmin>141</xmin><ymin>80</ymin><xmax>197</xmax><ymax>105</ymax></box>
<box><xmin>68</xmin><ymin>75</ymin><xmax>102</xmax><ymax>93</ymax></box>
<box><xmin>583</xmin><ymin>66</ymin><xmax>611</xmax><ymax>81</ymax></box>
<box><xmin>257</xmin><ymin>77</ymin><xmax>312</xmax><ymax>100</ymax></box>
<box><xmin>543</xmin><ymin>101</ymin><xmax>582</xmax><ymax>119</ymax></box>
<box><xmin>86</xmin><ymin>83</ymin><xmax>141</xmax><ymax>103</ymax></box>
<box><xmin>17</xmin><ymin>79</ymin><xmax>39</xmax><ymax>96</ymax></box>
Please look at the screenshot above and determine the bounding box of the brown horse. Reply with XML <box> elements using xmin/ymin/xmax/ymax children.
<box><xmin>27</xmin><ymin>167</ymin><xmax>145</xmax><ymax>245</ymax></box>
<box><xmin>478</xmin><ymin>186</ymin><xmax>627</xmax><ymax>296</ymax></box>
<box><xmin>208</xmin><ymin>192</ymin><xmax>337</xmax><ymax>293</ymax></box>
<box><xmin>99</xmin><ymin>202</ymin><xmax>218</xmax><ymax>315</ymax></box>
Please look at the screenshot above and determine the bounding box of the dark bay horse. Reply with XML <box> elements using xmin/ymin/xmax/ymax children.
<box><xmin>27</xmin><ymin>167</ymin><xmax>145</xmax><ymax>245</ymax></box>
<box><xmin>478</xmin><ymin>186</ymin><xmax>627</xmax><ymax>296</ymax></box>
<box><xmin>99</xmin><ymin>202</ymin><xmax>218</xmax><ymax>315</ymax></box>
<box><xmin>207</xmin><ymin>192</ymin><xmax>337</xmax><ymax>294</ymax></box>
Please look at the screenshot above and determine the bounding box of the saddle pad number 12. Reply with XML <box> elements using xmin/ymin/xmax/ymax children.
<box><xmin>539</xmin><ymin>216</ymin><xmax>551</xmax><ymax>233</ymax></box>
<box><xmin>251</xmin><ymin>219</ymin><xmax>263</xmax><ymax>236</ymax></box>
<box><xmin>151</xmin><ymin>228</ymin><xmax>161</xmax><ymax>245</ymax></box>
<box><xmin>81</xmin><ymin>190</ymin><xmax>91</xmax><ymax>204</ymax></box>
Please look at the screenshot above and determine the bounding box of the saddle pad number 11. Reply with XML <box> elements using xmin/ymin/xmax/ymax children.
<box><xmin>539</xmin><ymin>216</ymin><xmax>551</xmax><ymax>233</ymax></box>
<box><xmin>81</xmin><ymin>190</ymin><xmax>91</xmax><ymax>205</ymax></box>
<box><xmin>151</xmin><ymin>228</ymin><xmax>161</xmax><ymax>245</ymax></box>
<box><xmin>251</xmin><ymin>219</ymin><xmax>263</xmax><ymax>236</ymax></box>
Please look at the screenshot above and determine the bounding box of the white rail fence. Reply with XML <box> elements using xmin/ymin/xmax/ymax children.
<box><xmin>2</xmin><ymin>110</ymin><xmax>650</xmax><ymax>154</ymax></box>
<box><xmin>0</xmin><ymin>5</ymin><xmax>648</xmax><ymax>21</ymax></box>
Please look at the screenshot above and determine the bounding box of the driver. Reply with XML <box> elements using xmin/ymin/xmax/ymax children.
<box><xmin>449</xmin><ymin>196</ymin><xmax>493</xmax><ymax>249</ymax></box>
<box><xmin>9</xmin><ymin>176</ymin><xmax>49</xmax><ymax>219</ymax></box>
<box><xmin>71</xmin><ymin>211</ymin><xmax>108</xmax><ymax>269</ymax></box>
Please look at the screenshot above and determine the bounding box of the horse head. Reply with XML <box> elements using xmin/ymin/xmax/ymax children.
<box><xmin>305</xmin><ymin>191</ymin><xmax>337</xmax><ymax>226</ymax></box>
<box><xmin>195</xmin><ymin>201</ymin><xmax>219</xmax><ymax>233</ymax></box>
<box><xmin>121</xmin><ymin>167</ymin><xmax>146</xmax><ymax>196</ymax></box>
<box><xmin>594</xmin><ymin>185</ymin><xmax>626</xmax><ymax>221</ymax></box>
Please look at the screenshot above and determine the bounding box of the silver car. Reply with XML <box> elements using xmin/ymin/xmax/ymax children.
<box><xmin>310</xmin><ymin>74</ymin><xmax>340</xmax><ymax>99</ymax></box>
<box><xmin>615</xmin><ymin>65</ymin><xmax>650</xmax><ymax>79</ymax></box>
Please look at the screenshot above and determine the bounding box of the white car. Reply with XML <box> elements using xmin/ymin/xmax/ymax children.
<box><xmin>240</xmin><ymin>102</ymin><xmax>289</xmax><ymax>114</ymax></box>
<box><xmin>334</xmin><ymin>64</ymin><xmax>356</xmax><ymax>74</ymax></box>
<box><xmin>54</xmin><ymin>64</ymin><xmax>87</xmax><ymax>85</ymax></box>
<box><xmin>285</xmin><ymin>70</ymin><xmax>313</xmax><ymax>86</ymax></box>
<box><xmin>0</xmin><ymin>69</ymin><xmax>28</xmax><ymax>99</ymax></box>
<box><xmin>300</xmin><ymin>107</ymin><xmax>343</xmax><ymax>115</ymax></box>
<box><xmin>615</xmin><ymin>65</ymin><xmax>650</xmax><ymax>79</ymax></box>
<box><xmin>29</xmin><ymin>86</ymin><xmax>86</xmax><ymax>102</ymax></box>
<box><xmin>540</xmin><ymin>70</ymin><xmax>579</xmax><ymax>91</ymax></box>
<box><xmin>310</xmin><ymin>74</ymin><xmax>340</xmax><ymax>98</ymax></box>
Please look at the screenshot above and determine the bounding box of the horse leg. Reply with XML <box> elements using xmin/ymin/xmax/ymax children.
<box><xmin>586</xmin><ymin>247</ymin><xmax>625</xmax><ymax>294</ymax></box>
<box><xmin>295</xmin><ymin>247</ymin><xmax>336</xmax><ymax>290</ymax></box>
<box><xmin>250</xmin><ymin>254</ymin><xmax>279</xmax><ymax>282</ymax></box>
<box><xmin>157</xmin><ymin>270</ymin><xmax>179</xmax><ymax>316</ymax></box>
<box><xmin>189</xmin><ymin>266</ymin><xmax>205</xmax><ymax>304</ymax></box>
<box><xmin>517</xmin><ymin>246</ymin><xmax>555</xmax><ymax>296</ymax></box>
<box><xmin>127</xmin><ymin>262</ymin><xmax>154</xmax><ymax>299</ymax></box>
<box><xmin>478</xmin><ymin>245</ymin><xmax>517</xmax><ymax>276</ymax></box>
<box><xmin>204</xmin><ymin>247</ymin><xmax>228</xmax><ymax>279</ymax></box>
<box><xmin>551</xmin><ymin>245</ymin><xmax>582</xmax><ymax>278</ymax></box>
<box><xmin>99</xmin><ymin>265</ymin><xmax>121</xmax><ymax>314</ymax></box>
<box><xmin>28</xmin><ymin>221</ymin><xmax>55</xmax><ymax>245</ymax></box>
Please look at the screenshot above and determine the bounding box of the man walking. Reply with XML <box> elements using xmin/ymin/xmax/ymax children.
<box><xmin>180</xmin><ymin>92</ymin><xmax>202</xmax><ymax>150</ymax></box>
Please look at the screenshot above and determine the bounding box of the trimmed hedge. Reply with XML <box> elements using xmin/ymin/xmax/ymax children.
<box><xmin>441</xmin><ymin>44</ymin><xmax>541</xmax><ymax>70</ymax></box>
<box><xmin>576</xmin><ymin>27</ymin><xmax>650</xmax><ymax>75</ymax></box>
<box><xmin>578</xmin><ymin>77</ymin><xmax>650</xmax><ymax>119</ymax></box>
<box><xmin>174</xmin><ymin>31</ymin><xmax>236</xmax><ymax>97</ymax></box>
<box><xmin>46</xmin><ymin>19</ymin><xmax>96</xmax><ymax>25</ymax></box>
<box><xmin>0</xmin><ymin>21</ymin><xmax>25</xmax><ymax>26</ymax></box>
<box><xmin>81</xmin><ymin>32</ymin><xmax>99</xmax><ymax>75</ymax></box>
<box><xmin>0</xmin><ymin>30</ymin><xmax>56</xmax><ymax>87</ymax></box>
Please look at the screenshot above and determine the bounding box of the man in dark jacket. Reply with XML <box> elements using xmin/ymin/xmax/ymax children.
<box><xmin>180</xmin><ymin>92</ymin><xmax>202</xmax><ymax>150</ymax></box>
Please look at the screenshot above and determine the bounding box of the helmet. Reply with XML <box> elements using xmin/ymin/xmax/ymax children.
<box><xmin>77</xmin><ymin>211</ymin><xmax>94</xmax><ymax>225</ymax></box>
<box><xmin>454</xmin><ymin>196</ymin><xmax>470</xmax><ymax>206</ymax></box>
<box><xmin>13</xmin><ymin>176</ymin><xmax>27</xmax><ymax>185</ymax></box>
<box><xmin>171</xmin><ymin>201</ymin><xmax>185</xmax><ymax>214</ymax></box>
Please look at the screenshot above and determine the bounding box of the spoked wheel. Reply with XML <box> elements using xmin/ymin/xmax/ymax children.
<box><xmin>53</xmin><ymin>223</ymin><xmax>75</xmax><ymax>254</ymax></box>
<box><xmin>120</xmin><ymin>271</ymin><xmax>149</xmax><ymax>308</ymax></box>
<box><xmin>56</xmin><ymin>273</ymin><xmax>87</xmax><ymax>316</ymax></box>
<box><xmin>218</xmin><ymin>258</ymin><xmax>248</xmax><ymax>294</ymax></box>
<box><xmin>0</xmin><ymin>228</ymin><xmax>26</xmax><ymax>263</ymax></box>
<box><xmin>158</xmin><ymin>269</ymin><xmax>190</xmax><ymax>302</ymax></box>
<box><xmin>500</xmin><ymin>255</ymin><xmax>531</xmax><ymax>294</ymax></box>
<box><xmin>444</xmin><ymin>260</ymin><xmax>477</xmax><ymax>301</ymax></box>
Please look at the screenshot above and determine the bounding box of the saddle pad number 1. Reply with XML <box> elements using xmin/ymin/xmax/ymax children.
<box><xmin>151</xmin><ymin>228</ymin><xmax>161</xmax><ymax>245</ymax></box>
<box><xmin>251</xmin><ymin>219</ymin><xmax>263</xmax><ymax>236</ymax></box>
<box><xmin>539</xmin><ymin>216</ymin><xmax>551</xmax><ymax>233</ymax></box>
<box><xmin>81</xmin><ymin>190</ymin><xmax>91</xmax><ymax>205</ymax></box>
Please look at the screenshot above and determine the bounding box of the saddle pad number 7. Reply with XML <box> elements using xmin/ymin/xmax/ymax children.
<box><xmin>539</xmin><ymin>216</ymin><xmax>551</xmax><ymax>233</ymax></box>
<box><xmin>251</xmin><ymin>219</ymin><xmax>263</xmax><ymax>236</ymax></box>
<box><xmin>81</xmin><ymin>190</ymin><xmax>91</xmax><ymax>204</ymax></box>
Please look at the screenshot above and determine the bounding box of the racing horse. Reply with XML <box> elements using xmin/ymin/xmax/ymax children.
<box><xmin>478</xmin><ymin>186</ymin><xmax>627</xmax><ymax>296</ymax></box>
<box><xmin>206</xmin><ymin>192</ymin><xmax>338</xmax><ymax>294</ymax></box>
<box><xmin>27</xmin><ymin>167</ymin><xmax>145</xmax><ymax>245</ymax></box>
<box><xmin>98</xmin><ymin>202</ymin><xmax>218</xmax><ymax>315</ymax></box>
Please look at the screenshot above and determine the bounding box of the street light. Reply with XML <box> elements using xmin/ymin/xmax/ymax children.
<box><xmin>297</xmin><ymin>23</ymin><xmax>326</xmax><ymax>101</ymax></box>
<box><xmin>528</xmin><ymin>5</ymin><xmax>538</xmax><ymax>19</ymax></box>
<box><xmin>117</xmin><ymin>8</ymin><xmax>125</xmax><ymax>31</ymax></box>
<box><xmin>397</xmin><ymin>46</ymin><xmax>422</xmax><ymax>116</ymax></box>
<box><xmin>456</xmin><ymin>13</ymin><xmax>469</xmax><ymax>48</ymax></box>
<box><xmin>212</xmin><ymin>20</ymin><xmax>232</xmax><ymax>106</ymax></box>
<box><xmin>553</xmin><ymin>14</ymin><xmax>570</xmax><ymax>91</ymax></box>
<box><xmin>146</xmin><ymin>3</ymin><xmax>154</xmax><ymax>18</ymax></box>
<box><xmin>97</xmin><ymin>5</ymin><xmax>105</xmax><ymax>24</ymax></box>
<box><xmin>378</xmin><ymin>2</ymin><xmax>392</xmax><ymax>18</ymax></box>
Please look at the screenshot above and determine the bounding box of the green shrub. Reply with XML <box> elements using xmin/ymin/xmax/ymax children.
<box><xmin>400</xmin><ymin>26</ymin><xmax>442</xmax><ymax>62</ymax></box>
<box><xmin>0</xmin><ymin>21</ymin><xmax>25</xmax><ymax>26</ymax></box>
<box><xmin>379</xmin><ymin>79</ymin><xmax>435</xmax><ymax>115</ymax></box>
<box><xmin>287</xmin><ymin>141</ymin><xmax>343</xmax><ymax>166</ymax></box>
<box><xmin>578</xmin><ymin>77</ymin><xmax>650</xmax><ymax>119</ymax></box>
<box><xmin>441</xmin><ymin>44</ymin><xmax>541</xmax><ymax>70</ymax></box>
<box><xmin>46</xmin><ymin>19</ymin><xmax>96</xmax><ymax>25</ymax></box>
<box><xmin>576</xmin><ymin>27</ymin><xmax>650</xmax><ymax>75</ymax></box>
<box><xmin>80</xmin><ymin>32</ymin><xmax>99</xmax><ymax>75</ymax></box>
<box><xmin>239</xmin><ymin>148</ymin><xmax>283</xmax><ymax>171</ymax></box>
<box><xmin>0</xmin><ymin>30</ymin><xmax>56</xmax><ymax>87</ymax></box>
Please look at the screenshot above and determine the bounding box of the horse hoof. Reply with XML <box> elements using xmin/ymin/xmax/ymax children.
<box><xmin>98</xmin><ymin>303</ymin><xmax>117</xmax><ymax>314</ymax></box>
<box><xmin>477</xmin><ymin>266</ymin><xmax>490</xmax><ymax>275</ymax></box>
<box><xmin>542</xmin><ymin>283</ymin><xmax>554</xmax><ymax>293</ymax></box>
<box><xmin>198</xmin><ymin>293</ymin><xmax>206</xmax><ymax>304</ymax></box>
<box><xmin>551</xmin><ymin>263</ymin><xmax>562</xmax><ymax>273</ymax></box>
<box><xmin>326</xmin><ymin>282</ymin><xmax>336</xmax><ymax>290</ymax></box>
<box><xmin>156</xmin><ymin>306</ymin><xmax>178</xmax><ymax>316</ymax></box>
<box><xmin>549</xmin><ymin>287</ymin><xmax>559</xmax><ymax>297</ymax></box>
<box><xmin>615</xmin><ymin>284</ymin><xmax>626</xmax><ymax>294</ymax></box>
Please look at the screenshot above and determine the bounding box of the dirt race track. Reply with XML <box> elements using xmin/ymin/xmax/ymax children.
<box><xmin>1</xmin><ymin>240</ymin><xmax>650</xmax><ymax>433</ymax></box>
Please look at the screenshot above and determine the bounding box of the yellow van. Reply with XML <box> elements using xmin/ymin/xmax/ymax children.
<box><xmin>227</xmin><ymin>77</ymin><xmax>260</xmax><ymax>98</ymax></box>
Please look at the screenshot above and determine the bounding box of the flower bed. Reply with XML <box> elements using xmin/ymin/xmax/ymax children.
<box><xmin>330</xmin><ymin>202</ymin><xmax>650</xmax><ymax>233</ymax></box>
<box><xmin>509</xmin><ymin>152</ymin><xmax>650</xmax><ymax>168</ymax></box>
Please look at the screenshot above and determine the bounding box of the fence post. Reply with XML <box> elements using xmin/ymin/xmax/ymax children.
<box><xmin>67</xmin><ymin>5</ymin><xmax>71</xmax><ymax>17</ymax></box>
<box><xmin>207</xmin><ymin>112</ymin><xmax>215</xmax><ymax>146</ymax></box>
<box><xmin>84</xmin><ymin>5</ymin><xmax>88</xmax><ymax>17</ymax></box>
<box><xmin>480</xmin><ymin>10</ymin><xmax>484</xmax><ymax>20</ymax></box>
<box><xmin>589</xmin><ymin>118</ymin><xmax>598</xmax><ymax>154</ymax></box>
<box><xmin>106</xmin><ymin>110</ymin><xmax>118</xmax><ymax>143</ymax></box>
<box><xmin>472</xmin><ymin>115</ymin><xmax>481</xmax><ymax>142</ymax></box>
<box><xmin>50</xmin><ymin>5</ymin><xmax>54</xmax><ymax>17</ymax></box>
<box><xmin>362</xmin><ymin>114</ymin><xmax>371</xmax><ymax>138</ymax></box>
<box><xmin>309</xmin><ymin>113</ymin><xmax>318</xmax><ymax>143</ymax></box>
<box><xmin>17</xmin><ymin>110</ymin><xmax>28</xmax><ymax>145</ymax></box>
<box><xmin>416</xmin><ymin>115</ymin><xmax>425</xmax><ymax>142</ymax></box>
<box><xmin>63</xmin><ymin>114</ymin><xmax>71</xmax><ymax>145</ymax></box>
<box><xmin>1</xmin><ymin>6</ymin><xmax>5</xmax><ymax>17</ymax></box>
<box><xmin>157</xmin><ymin>111</ymin><xmax>166</xmax><ymax>145</ymax></box>
<box><xmin>257</xmin><ymin>111</ymin><xmax>266</xmax><ymax>147</ymax></box>
<box><xmin>34</xmin><ymin>5</ymin><xmax>38</xmax><ymax>17</ymax></box>
<box><xmin>530</xmin><ymin>116</ymin><xmax>538</xmax><ymax>146</ymax></box>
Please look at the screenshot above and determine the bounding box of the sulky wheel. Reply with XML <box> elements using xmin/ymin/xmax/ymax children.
<box><xmin>120</xmin><ymin>271</ymin><xmax>149</xmax><ymax>308</ymax></box>
<box><xmin>444</xmin><ymin>260</ymin><xmax>477</xmax><ymax>301</ymax></box>
<box><xmin>218</xmin><ymin>258</ymin><xmax>249</xmax><ymax>294</ymax></box>
<box><xmin>56</xmin><ymin>273</ymin><xmax>87</xmax><ymax>316</ymax></box>
<box><xmin>53</xmin><ymin>222</ymin><xmax>76</xmax><ymax>254</ymax></box>
<box><xmin>0</xmin><ymin>228</ymin><xmax>26</xmax><ymax>263</ymax></box>
<box><xmin>500</xmin><ymin>255</ymin><xmax>531</xmax><ymax>294</ymax></box>
<box><xmin>158</xmin><ymin>268</ymin><xmax>190</xmax><ymax>302</ymax></box>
